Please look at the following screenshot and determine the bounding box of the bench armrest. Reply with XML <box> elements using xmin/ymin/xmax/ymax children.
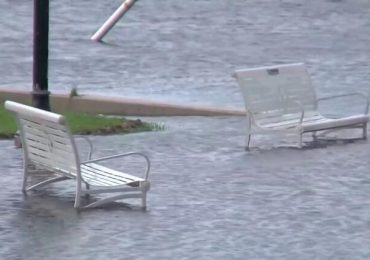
<box><xmin>317</xmin><ymin>92</ymin><xmax>369</xmax><ymax>115</ymax></box>
<box><xmin>279</xmin><ymin>87</ymin><xmax>305</xmax><ymax>124</ymax></box>
<box><xmin>81</xmin><ymin>152</ymin><xmax>151</xmax><ymax>180</ymax></box>
<box><xmin>284</xmin><ymin>98</ymin><xmax>305</xmax><ymax>124</ymax></box>
<box><xmin>76</xmin><ymin>136</ymin><xmax>94</xmax><ymax>160</ymax></box>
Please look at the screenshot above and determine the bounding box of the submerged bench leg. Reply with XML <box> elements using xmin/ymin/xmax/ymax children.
<box><xmin>84</xmin><ymin>183</ymin><xmax>91</xmax><ymax>199</ymax></box>
<box><xmin>298</xmin><ymin>133</ymin><xmax>303</xmax><ymax>148</ymax></box>
<box><xmin>82</xmin><ymin>193</ymin><xmax>143</xmax><ymax>209</ymax></box>
<box><xmin>312</xmin><ymin>131</ymin><xmax>317</xmax><ymax>141</ymax></box>
<box><xmin>141</xmin><ymin>192</ymin><xmax>147</xmax><ymax>209</ymax></box>
<box><xmin>363</xmin><ymin>124</ymin><xmax>367</xmax><ymax>139</ymax></box>
<box><xmin>74</xmin><ymin>184</ymin><xmax>82</xmax><ymax>208</ymax></box>
<box><xmin>74</xmin><ymin>194</ymin><xmax>81</xmax><ymax>208</ymax></box>
<box><xmin>26</xmin><ymin>176</ymin><xmax>70</xmax><ymax>191</ymax></box>
<box><xmin>245</xmin><ymin>134</ymin><xmax>251</xmax><ymax>151</ymax></box>
<box><xmin>22</xmin><ymin>166</ymin><xmax>29</xmax><ymax>192</ymax></box>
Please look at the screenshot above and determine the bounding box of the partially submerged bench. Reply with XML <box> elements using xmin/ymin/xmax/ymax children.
<box><xmin>233</xmin><ymin>63</ymin><xmax>370</xmax><ymax>149</ymax></box>
<box><xmin>5</xmin><ymin>101</ymin><xmax>151</xmax><ymax>209</ymax></box>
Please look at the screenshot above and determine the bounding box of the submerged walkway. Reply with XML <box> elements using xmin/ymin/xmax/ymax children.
<box><xmin>0</xmin><ymin>88</ymin><xmax>245</xmax><ymax>116</ymax></box>
<box><xmin>1</xmin><ymin>116</ymin><xmax>370</xmax><ymax>259</ymax></box>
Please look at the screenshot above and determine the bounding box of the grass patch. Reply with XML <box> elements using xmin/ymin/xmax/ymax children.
<box><xmin>0</xmin><ymin>106</ymin><xmax>17</xmax><ymax>138</ymax></box>
<box><xmin>0</xmin><ymin>106</ymin><xmax>163</xmax><ymax>139</ymax></box>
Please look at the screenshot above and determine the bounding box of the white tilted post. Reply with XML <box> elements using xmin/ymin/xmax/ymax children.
<box><xmin>91</xmin><ymin>0</ymin><xmax>137</xmax><ymax>42</ymax></box>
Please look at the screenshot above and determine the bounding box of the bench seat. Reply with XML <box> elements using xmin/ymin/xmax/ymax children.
<box><xmin>259</xmin><ymin>113</ymin><xmax>368</xmax><ymax>132</ymax></box>
<box><xmin>80</xmin><ymin>163</ymin><xmax>144</xmax><ymax>187</ymax></box>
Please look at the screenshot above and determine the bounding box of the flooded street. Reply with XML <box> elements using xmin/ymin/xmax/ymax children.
<box><xmin>1</xmin><ymin>0</ymin><xmax>370</xmax><ymax>108</ymax></box>
<box><xmin>2</xmin><ymin>117</ymin><xmax>370</xmax><ymax>259</ymax></box>
<box><xmin>1</xmin><ymin>0</ymin><xmax>370</xmax><ymax>259</ymax></box>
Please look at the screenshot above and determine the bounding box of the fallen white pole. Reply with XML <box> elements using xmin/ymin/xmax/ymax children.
<box><xmin>91</xmin><ymin>0</ymin><xmax>137</xmax><ymax>41</ymax></box>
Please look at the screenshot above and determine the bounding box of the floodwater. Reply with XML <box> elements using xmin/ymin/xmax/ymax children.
<box><xmin>1</xmin><ymin>0</ymin><xmax>370</xmax><ymax>259</ymax></box>
<box><xmin>1</xmin><ymin>0</ymin><xmax>370</xmax><ymax>108</ymax></box>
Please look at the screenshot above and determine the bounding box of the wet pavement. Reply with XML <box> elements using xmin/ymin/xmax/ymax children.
<box><xmin>1</xmin><ymin>117</ymin><xmax>370</xmax><ymax>259</ymax></box>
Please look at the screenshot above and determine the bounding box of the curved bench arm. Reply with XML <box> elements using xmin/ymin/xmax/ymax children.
<box><xmin>284</xmin><ymin>98</ymin><xmax>305</xmax><ymax>125</ymax></box>
<box><xmin>317</xmin><ymin>92</ymin><xmax>369</xmax><ymax>115</ymax></box>
<box><xmin>77</xmin><ymin>136</ymin><xmax>93</xmax><ymax>160</ymax></box>
<box><xmin>81</xmin><ymin>152</ymin><xmax>151</xmax><ymax>180</ymax></box>
<box><xmin>279</xmin><ymin>87</ymin><xmax>305</xmax><ymax>124</ymax></box>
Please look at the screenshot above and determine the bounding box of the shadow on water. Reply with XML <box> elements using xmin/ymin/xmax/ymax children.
<box><xmin>89</xmin><ymin>39</ymin><xmax>123</xmax><ymax>48</ymax></box>
<box><xmin>19</xmin><ymin>189</ymin><xmax>145</xmax><ymax>214</ymax></box>
<box><xmin>303</xmin><ymin>137</ymin><xmax>363</xmax><ymax>149</ymax></box>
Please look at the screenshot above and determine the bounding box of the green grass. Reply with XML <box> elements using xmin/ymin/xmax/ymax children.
<box><xmin>0</xmin><ymin>106</ymin><xmax>163</xmax><ymax>139</ymax></box>
<box><xmin>0</xmin><ymin>106</ymin><xmax>17</xmax><ymax>138</ymax></box>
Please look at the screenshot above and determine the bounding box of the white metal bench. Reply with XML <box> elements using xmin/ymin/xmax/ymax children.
<box><xmin>5</xmin><ymin>101</ymin><xmax>151</xmax><ymax>209</ymax></box>
<box><xmin>233</xmin><ymin>63</ymin><xmax>370</xmax><ymax>149</ymax></box>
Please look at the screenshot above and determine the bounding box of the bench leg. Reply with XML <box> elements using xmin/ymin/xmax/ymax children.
<box><xmin>245</xmin><ymin>118</ymin><xmax>252</xmax><ymax>151</ymax></box>
<box><xmin>22</xmin><ymin>160</ymin><xmax>34</xmax><ymax>192</ymax></box>
<box><xmin>142</xmin><ymin>192</ymin><xmax>147</xmax><ymax>209</ymax></box>
<box><xmin>82</xmin><ymin>193</ymin><xmax>142</xmax><ymax>209</ymax></box>
<box><xmin>245</xmin><ymin>134</ymin><xmax>251</xmax><ymax>151</ymax></box>
<box><xmin>363</xmin><ymin>124</ymin><xmax>367</xmax><ymax>139</ymax></box>
<box><xmin>74</xmin><ymin>195</ymin><xmax>81</xmax><ymax>208</ymax></box>
<box><xmin>22</xmin><ymin>166</ymin><xmax>29</xmax><ymax>192</ymax></box>
<box><xmin>74</xmin><ymin>184</ymin><xmax>82</xmax><ymax>208</ymax></box>
<box><xmin>84</xmin><ymin>183</ymin><xmax>91</xmax><ymax>199</ymax></box>
<box><xmin>298</xmin><ymin>133</ymin><xmax>303</xmax><ymax>148</ymax></box>
<box><xmin>312</xmin><ymin>131</ymin><xmax>317</xmax><ymax>141</ymax></box>
<box><xmin>27</xmin><ymin>176</ymin><xmax>69</xmax><ymax>191</ymax></box>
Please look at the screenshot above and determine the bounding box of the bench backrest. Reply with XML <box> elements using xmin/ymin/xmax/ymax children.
<box><xmin>5</xmin><ymin>101</ymin><xmax>79</xmax><ymax>178</ymax></box>
<box><xmin>234</xmin><ymin>63</ymin><xmax>317</xmax><ymax>121</ymax></box>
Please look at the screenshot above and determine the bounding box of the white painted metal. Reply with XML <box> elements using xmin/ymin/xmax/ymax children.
<box><xmin>4</xmin><ymin>100</ymin><xmax>151</xmax><ymax>209</ymax></box>
<box><xmin>5</xmin><ymin>101</ymin><xmax>65</xmax><ymax>124</ymax></box>
<box><xmin>91</xmin><ymin>0</ymin><xmax>137</xmax><ymax>41</ymax></box>
<box><xmin>233</xmin><ymin>63</ymin><xmax>370</xmax><ymax>149</ymax></box>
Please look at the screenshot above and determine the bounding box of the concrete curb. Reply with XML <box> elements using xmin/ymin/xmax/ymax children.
<box><xmin>0</xmin><ymin>88</ymin><xmax>245</xmax><ymax>116</ymax></box>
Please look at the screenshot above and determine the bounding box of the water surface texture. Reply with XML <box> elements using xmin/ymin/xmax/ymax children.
<box><xmin>1</xmin><ymin>0</ymin><xmax>370</xmax><ymax>107</ymax></box>
<box><xmin>1</xmin><ymin>0</ymin><xmax>370</xmax><ymax>259</ymax></box>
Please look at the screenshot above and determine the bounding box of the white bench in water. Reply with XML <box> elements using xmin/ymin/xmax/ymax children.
<box><xmin>5</xmin><ymin>101</ymin><xmax>151</xmax><ymax>209</ymax></box>
<box><xmin>233</xmin><ymin>63</ymin><xmax>370</xmax><ymax>149</ymax></box>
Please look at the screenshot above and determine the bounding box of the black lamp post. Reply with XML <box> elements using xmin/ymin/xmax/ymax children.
<box><xmin>32</xmin><ymin>0</ymin><xmax>50</xmax><ymax>110</ymax></box>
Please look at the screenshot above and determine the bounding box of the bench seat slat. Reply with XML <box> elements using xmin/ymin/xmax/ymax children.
<box><xmin>81</xmin><ymin>163</ymin><xmax>142</xmax><ymax>187</ymax></box>
<box><xmin>29</xmin><ymin>154</ymin><xmax>77</xmax><ymax>176</ymax></box>
<box><xmin>23</xmin><ymin>127</ymin><xmax>71</xmax><ymax>146</ymax></box>
<box><xmin>25</xmin><ymin>136</ymin><xmax>75</xmax><ymax>164</ymax></box>
<box><xmin>81</xmin><ymin>167</ymin><xmax>124</xmax><ymax>186</ymax></box>
<box><xmin>25</xmin><ymin>137</ymin><xmax>72</xmax><ymax>154</ymax></box>
<box><xmin>25</xmin><ymin>134</ymin><xmax>72</xmax><ymax>154</ymax></box>
<box><xmin>302</xmin><ymin>114</ymin><xmax>369</xmax><ymax>132</ymax></box>
<box><xmin>261</xmin><ymin>115</ymin><xmax>327</xmax><ymax>129</ymax></box>
<box><xmin>28</xmin><ymin>152</ymin><xmax>75</xmax><ymax>170</ymax></box>
<box><xmin>22</xmin><ymin>119</ymin><xmax>69</xmax><ymax>136</ymax></box>
<box><xmin>257</xmin><ymin>112</ymin><xmax>321</xmax><ymax>124</ymax></box>
<box><xmin>84</xmin><ymin>163</ymin><xmax>141</xmax><ymax>182</ymax></box>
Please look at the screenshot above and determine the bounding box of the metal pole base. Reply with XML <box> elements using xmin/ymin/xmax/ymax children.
<box><xmin>32</xmin><ymin>89</ymin><xmax>51</xmax><ymax>111</ymax></box>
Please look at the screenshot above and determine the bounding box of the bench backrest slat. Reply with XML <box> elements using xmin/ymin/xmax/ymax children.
<box><xmin>5</xmin><ymin>101</ymin><xmax>79</xmax><ymax>178</ymax></box>
<box><xmin>234</xmin><ymin>63</ymin><xmax>317</xmax><ymax>122</ymax></box>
